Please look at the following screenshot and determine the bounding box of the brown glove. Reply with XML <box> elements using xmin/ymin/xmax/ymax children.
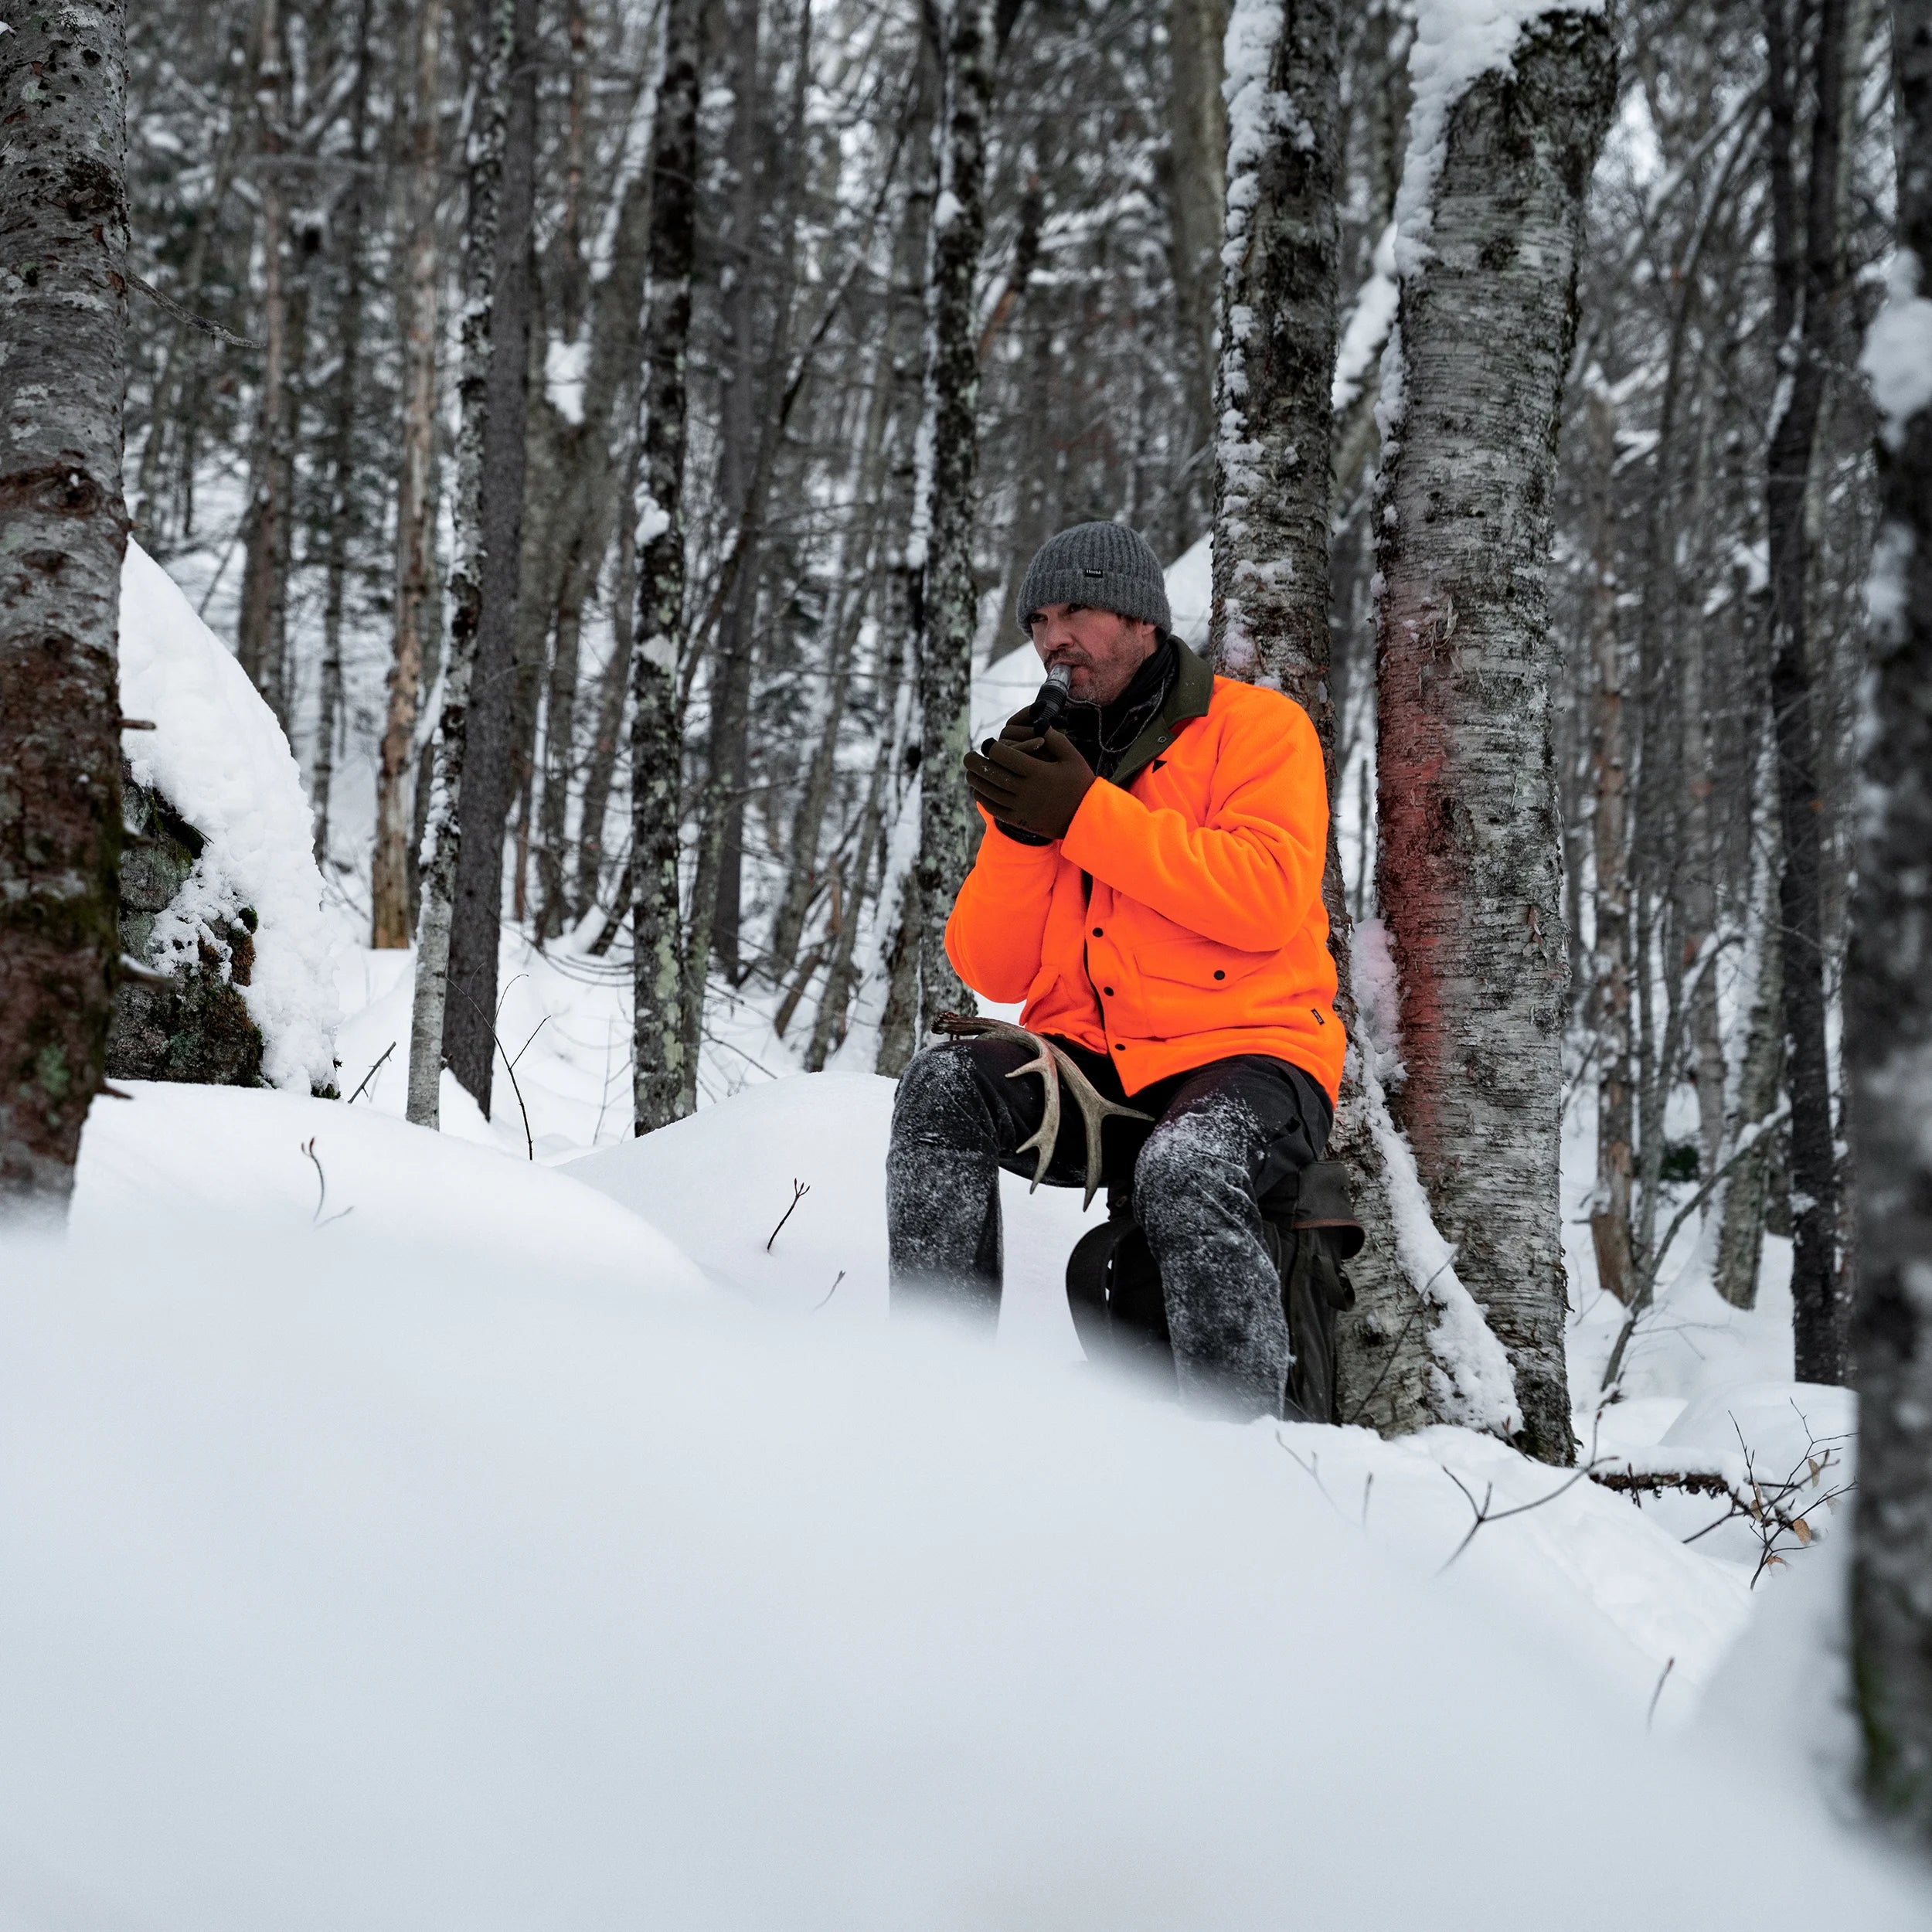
<box><xmin>963</xmin><ymin>726</ymin><xmax>1096</xmax><ymax>842</ymax></box>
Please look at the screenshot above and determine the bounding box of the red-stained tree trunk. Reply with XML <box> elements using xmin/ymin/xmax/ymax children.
<box><xmin>0</xmin><ymin>0</ymin><xmax>129</xmax><ymax>1213</ymax></box>
<box><xmin>1373</xmin><ymin>8</ymin><xmax>1615</xmax><ymax>1464</ymax></box>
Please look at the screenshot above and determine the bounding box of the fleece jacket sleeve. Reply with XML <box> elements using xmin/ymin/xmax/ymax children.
<box><xmin>1059</xmin><ymin>689</ymin><xmax>1326</xmax><ymax>954</ymax></box>
<box><xmin>943</xmin><ymin>807</ymin><xmax>1063</xmax><ymax>1003</ymax></box>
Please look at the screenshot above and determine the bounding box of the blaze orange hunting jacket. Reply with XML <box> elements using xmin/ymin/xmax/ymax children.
<box><xmin>945</xmin><ymin>641</ymin><xmax>1344</xmax><ymax>1103</ymax></box>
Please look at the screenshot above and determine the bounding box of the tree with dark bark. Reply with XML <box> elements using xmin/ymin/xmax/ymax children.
<box><xmin>1373</xmin><ymin>5</ymin><xmax>1616</xmax><ymax>1464</ymax></box>
<box><xmin>1849</xmin><ymin>0</ymin><xmax>1932</xmax><ymax>1842</ymax></box>
<box><xmin>906</xmin><ymin>0</ymin><xmax>1023</xmax><ymax>1048</ymax></box>
<box><xmin>0</xmin><ymin>0</ymin><xmax>129</xmax><ymax>1213</ymax></box>
<box><xmin>406</xmin><ymin>0</ymin><xmax>534</xmax><ymax>1128</ymax></box>
<box><xmin>632</xmin><ymin>0</ymin><xmax>704</xmax><ymax>1134</ymax></box>
<box><xmin>444</xmin><ymin>0</ymin><xmax>541</xmax><ymax>1116</ymax></box>
<box><xmin>1762</xmin><ymin>0</ymin><xmax>1857</xmax><ymax>1384</ymax></box>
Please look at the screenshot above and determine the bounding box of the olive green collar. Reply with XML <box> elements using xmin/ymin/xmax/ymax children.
<box><xmin>1107</xmin><ymin>638</ymin><xmax>1214</xmax><ymax>793</ymax></box>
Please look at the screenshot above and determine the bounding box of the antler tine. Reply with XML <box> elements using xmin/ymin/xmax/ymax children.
<box><xmin>930</xmin><ymin>1013</ymin><xmax>1061</xmax><ymax>1190</ymax></box>
<box><xmin>1043</xmin><ymin>1043</ymin><xmax>1152</xmax><ymax>1209</ymax></box>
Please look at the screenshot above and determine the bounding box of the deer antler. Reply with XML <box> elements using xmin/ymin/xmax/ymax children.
<box><xmin>931</xmin><ymin>1013</ymin><xmax>1150</xmax><ymax>1207</ymax></box>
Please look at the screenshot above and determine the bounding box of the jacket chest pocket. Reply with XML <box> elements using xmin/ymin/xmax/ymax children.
<box><xmin>1138</xmin><ymin>936</ymin><xmax>1269</xmax><ymax>995</ymax></box>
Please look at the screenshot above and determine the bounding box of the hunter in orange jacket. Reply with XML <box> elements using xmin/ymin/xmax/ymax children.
<box><xmin>891</xmin><ymin>519</ymin><xmax>1345</xmax><ymax>1424</ymax></box>
<box><xmin>944</xmin><ymin>638</ymin><xmax>1344</xmax><ymax>1104</ymax></box>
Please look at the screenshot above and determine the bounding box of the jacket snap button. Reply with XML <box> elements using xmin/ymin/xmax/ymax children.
<box><xmin>1213</xmin><ymin>969</ymin><xmax>1225</xmax><ymax>980</ymax></box>
<box><xmin>1103</xmin><ymin>987</ymin><xmax>1114</xmax><ymax>997</ymax></box>
<box><xmin>1091</xmin><ymin>927</ymin><xmax>1102</xmax><ymax>937</ymax></box>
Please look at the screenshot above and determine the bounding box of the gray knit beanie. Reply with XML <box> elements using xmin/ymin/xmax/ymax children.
<box><xmin>1016</xmin><ymin>522</ymin><xmax>1172</xmax><ymax>639</ymax></box>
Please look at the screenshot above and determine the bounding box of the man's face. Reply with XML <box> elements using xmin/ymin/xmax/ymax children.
<box><xmin>1027</xmin><ymin>603</ymin><xmax>1158</xmax><ymax>706</ymax></box>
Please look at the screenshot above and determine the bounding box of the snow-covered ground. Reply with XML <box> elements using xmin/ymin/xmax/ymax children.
<box><xmin>8</xmin><ymin>1060</ymin><xmax>1924</xmax><ymax>1927</ymax></box>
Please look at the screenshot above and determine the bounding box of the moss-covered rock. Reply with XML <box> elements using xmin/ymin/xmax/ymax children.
<box><xmin>107</xmin><ymin>776</ymin><xmax>266</xmax><ymax>1087</ymax></box>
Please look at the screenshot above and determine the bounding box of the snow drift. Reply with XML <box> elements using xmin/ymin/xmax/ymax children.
<box><xmin>0</xmin><ymin>1189</ymin><xmax>1921</xmax><ymax>1931</ymax></box>
<box><xmin>118</xmin><ymin>542</ymin><xmax>339</xmax><ymax>1093</ymax></box>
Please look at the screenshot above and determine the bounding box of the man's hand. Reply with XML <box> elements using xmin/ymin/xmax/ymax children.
<box><xmin>964</xmin><ymin>726</ymin><xmax>1096</xmax><ymax>842</ymax></box>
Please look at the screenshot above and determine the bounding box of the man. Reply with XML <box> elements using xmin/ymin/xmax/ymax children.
<box><xmin>886</xmin><ymin>522</ymin><xmax>1343</xmax><ymax>1418</ymax></box>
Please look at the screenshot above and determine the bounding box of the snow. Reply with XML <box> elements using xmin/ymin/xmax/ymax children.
<box><xmin>1862</xmin><ymin>249</ymin><xmax>1932</xmax><ymax>450</ymax></box>
<box><xmin>1354</xmin><ymin>917</ymin><xmax>1524</xmax><ymax>1433</ymax></box>
<box><xmin>1332</xmin><ymin>222</ymin><xmax>1400</xmax><ymax>411</ymax></box>
<box><xmin>13</xmin><ymin>1063</ymin><xmax>1927</xmax><ymax>1929</ymax></box>
<box><xmin>1393</xmin><ymin>1</ymin><xmax>1610</xmax><ymax>278</ymax></box>
<box><xmin>543</xmin><ymin>333</ymin><xmax>590</xmax><ymax>427</ymax></box>
<box><xmin>1162</xmin><ymin>531</ymin><xmax>1213</xmax><ymax>646</ymax></box>
<box><xmin>118</xmin><ymin>542</ymin><xmax>340</xmax><ymax>1094</ymax></box>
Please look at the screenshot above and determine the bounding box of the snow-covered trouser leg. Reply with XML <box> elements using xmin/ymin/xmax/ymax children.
<box><xmin>886</xmin><ymin>1039</ymin><xmax>1027</xmax><ymax>1325</ymax></box>
<box><xmin>1132</xmin><ymin>1060</ymin><xmax>1332</xmax><ymax>1419</ymax></box>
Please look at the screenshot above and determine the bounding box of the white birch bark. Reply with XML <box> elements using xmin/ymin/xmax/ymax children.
<box><xmin>1372</xmin><ymin>2</ymin><xmax>1615</xmax><ymax>1463</ymax></box>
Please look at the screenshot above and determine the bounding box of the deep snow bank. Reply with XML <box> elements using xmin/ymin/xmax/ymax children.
<box><xmin>119</xmin><ymin>542</ymin><xmax>338</xmax><ymax>1092</ymax></box>
<box><xmin>0</xmin><ymin>1209</ymin><xmax>1920</xmax><ymax>1931</ymax></box>
<box><xmin>73</xmin><ymin>1080</ymin><xmax>704</xmax><ymax>1299</ymax></box>
<box><xmin>570</xmin><ymin>1069</ymin><xmax>1102</xmax><ymax>1355</ymax></box>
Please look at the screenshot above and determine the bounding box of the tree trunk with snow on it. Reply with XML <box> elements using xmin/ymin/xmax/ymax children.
<box><xmin>909</xmin><ymin>0</ymin><xmax>1008</xmax><ymax>1044</ymax></box>
<box><xmin>1373</xmin><ymin>4</ymin><xmax>1615</xmax><ymax>1464</ymax></box>
<box><xmin>631</xmin><ymin>0</ymin><xmax>703</xmax><ymax>1134</ymax></box>
<box><xmin>1209</xmin><ymin>0</ymin><xmax>1434</xmax><ymax>1438</ymax></box>
<box><xmin>1849</xmin><ymin>0</ymin><xmax>1932</xmax><ymax>1842</ymax></box>
<box><xmin>406</xmin><ymin>0</ymin><xmax>522</xmax><ymax>1129</ymax></box>
<box><xmin>0</xmin><ymin>0</ymin><xmax>129</xmax><ymax>1215</ymax></box>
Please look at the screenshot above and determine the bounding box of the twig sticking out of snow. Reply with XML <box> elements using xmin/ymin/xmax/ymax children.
<box><xmin>767</xmin><ymin>1179</ymin><xmax>811</xmax><ymax>1253</ymax></box>
<box><xmin>345</xmin><ymin>1041</ymin><xmax>396</xmax><ymax>1106</ymax></box>
<box><xmin>1646</xmin><ymin>1658</ymin><xmax>1675</xmax><ymax>1733</ymax></box>
<box><xmin>301</xmin><ymin>1138</ymin><xmax>353</xmax><ymax>1230</ymax></box>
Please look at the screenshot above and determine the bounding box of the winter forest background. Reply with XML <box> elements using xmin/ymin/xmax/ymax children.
<box><xmin>7</xmin><ymin>0</ymin><xmax>1932</xmax><ymax>1917</ymax></box>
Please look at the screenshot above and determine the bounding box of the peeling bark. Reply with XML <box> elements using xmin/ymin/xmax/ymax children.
<box><xmin>1373</xmin><ymin>9</ymin><xmax>1615</xmax><ymax>1464</ymax></box>
<box><xmin>0</xmin><ymin>0</ymin><xmax>129</xmax><ymax>1214</ymax></box>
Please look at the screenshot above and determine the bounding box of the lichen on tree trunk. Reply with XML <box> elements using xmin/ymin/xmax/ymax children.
<box><xmin>1372</xmin><ymin>9</ymin><xmax>1615</xmax><ymax>1464</ymax></box>
<box><xmin>0</xmin><ymin>0</ymin><xmax>130</xmax><ymax>1214</ymax></box>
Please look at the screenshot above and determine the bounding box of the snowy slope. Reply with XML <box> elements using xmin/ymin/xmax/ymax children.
<box><xmin>1</xmin><ymin>1192</ymin><xmax>1923</xmax><ymax>1930</ymax></box>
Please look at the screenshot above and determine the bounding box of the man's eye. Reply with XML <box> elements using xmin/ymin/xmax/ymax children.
<box><xmin>1066</xmin><ymin>603</ymin><xmax>1084</xmax><ymax>615</ymax></box>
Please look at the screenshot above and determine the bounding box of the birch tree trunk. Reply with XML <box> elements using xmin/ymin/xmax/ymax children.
<box><xmin>0</xmin><ymin>0</ymin><xmax>128</xmax><ymax>1213</ymax></box>
<box><xmin>406</xmin><ymin>0</ymin><xmax>522</xmax><ymax>1128</ymax></box>
<box><xmin>908</xmin><ymin>0</ymin><xmax>1007</xmax><ymax>1042</ymax></box>
<box><xmin>1209</xmin><ymin>0</ymin><xmax>1431</xmax><ymax>1435</ymax></box>
<box><xmin>1373</xmin><ymin>7</ymin><xmax>1614</xmax><ymax>1464</ymax></box>
<box><xmin>311</xmin><ymin>0</ymin><xmax>373</xmax><ymax>866</ymax></box>
<box><xmin>1849</xmin><ymin>0</ymin><xmax>1932</xmax><ymax>1838</ymax></box>
<box><xmin>372</xmin><ymin>0</ymin><xmax>444</xmax><ymax>950</ymax></box>
<box><xmin>1763</xmin><ymin>0</ymin><xmax>1854</xmax><ymax>1383</ymax></box>
<box><xmin>444</xmin><ymin>0</ymin><xmax>541</xmax><ymax>1115</ymax></box>
<box><xmin>236</xmin><ymin>0</ymin><xmax>291</xmax><ymax>724</ymax></box>
<box><xmin>631</xmin><ymin>0</ymin><xmax>702</xmax><ymax>1132</ymax></box>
